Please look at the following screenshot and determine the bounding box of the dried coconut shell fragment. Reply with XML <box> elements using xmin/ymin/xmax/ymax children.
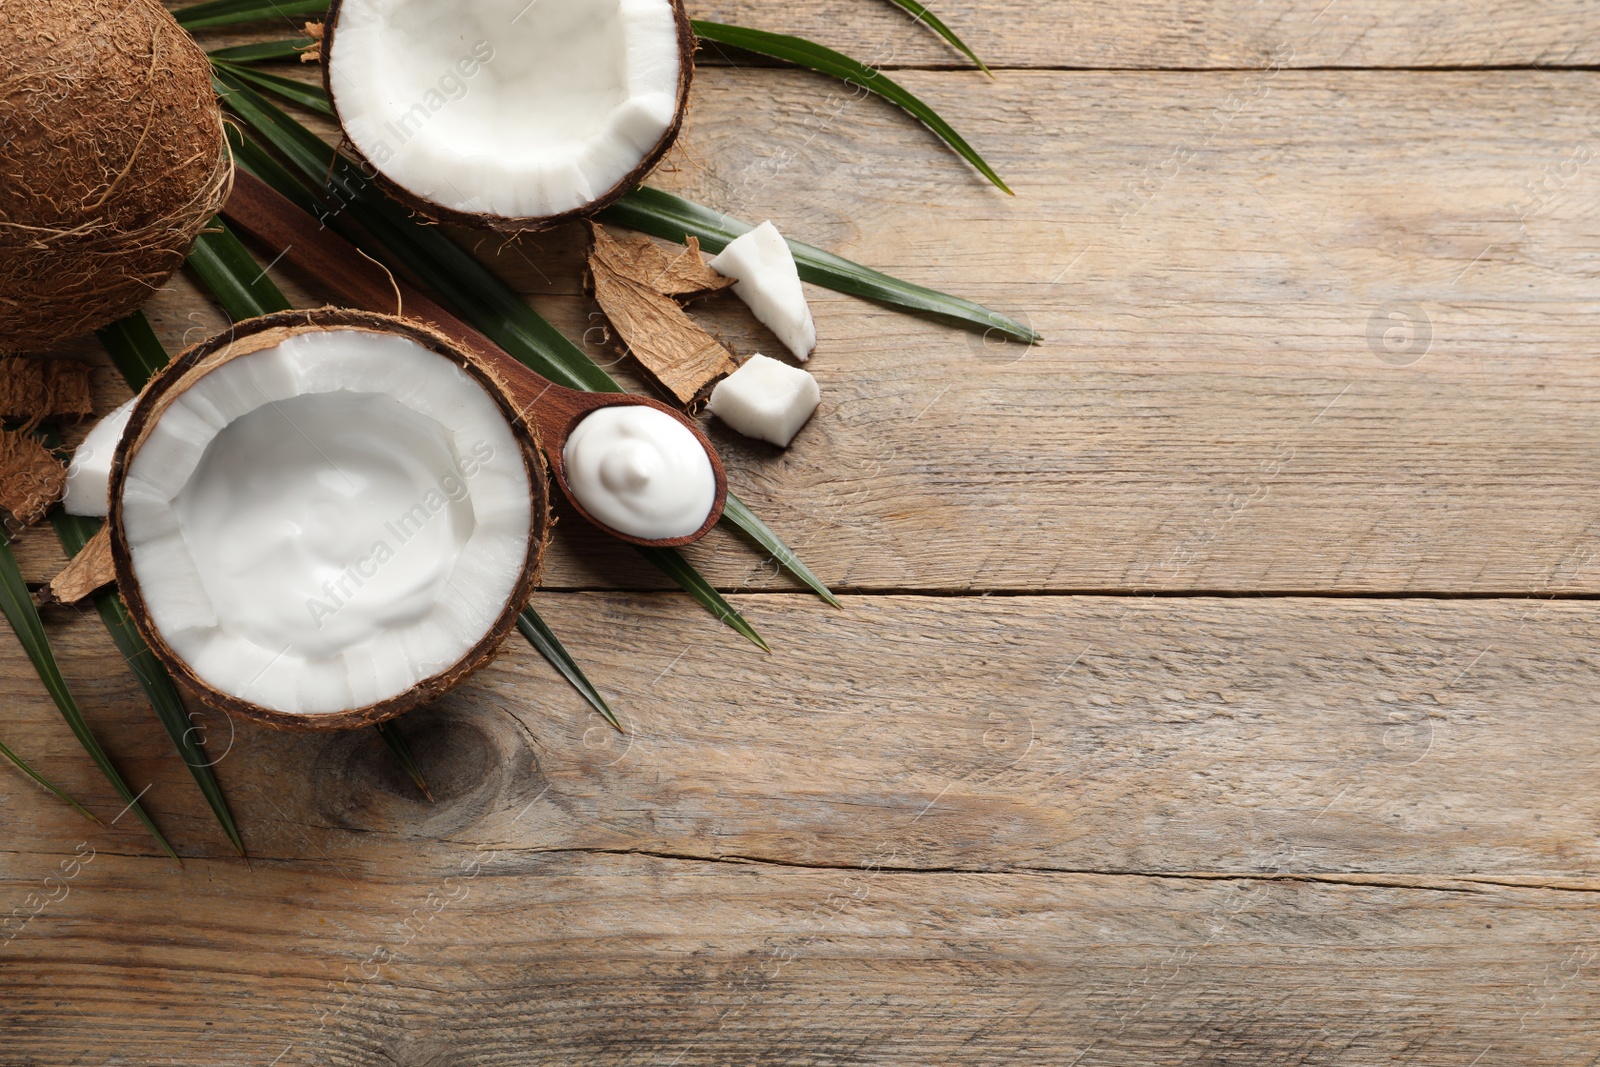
<box><xmin>586</xmin><ymin>225</ymin><xmax>738</xmax><ymax>404</ymax></box>
<box><xmin>41</xmin><ymin>526</ymin><xmax>115</xmax><ymax>606</ymax></box>
<box><xmin>589</xmin><ymin>228</ymin><xmax>732</xmax><ymax>298</ymax></box>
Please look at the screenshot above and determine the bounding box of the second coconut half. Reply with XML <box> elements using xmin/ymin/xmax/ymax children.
<box><xmin>323</xmin><ymin>0</ymin><xmax>695</xmax><ymax>231</ymax></box>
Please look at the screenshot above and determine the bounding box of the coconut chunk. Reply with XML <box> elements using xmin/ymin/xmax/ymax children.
<box><xmin>707</xmin><ymin>354</ymin><xmax>820</xmax><ymax>448</ymax></box>
<box><xmin>709</xmin><ymin>222</ymin><xmax>817</xmax><ymax>361</ymax></box>
<box><xmin>327</xmin><ymin>0</ymin><xmax>686</xmax><ymax>227</ymax></box>
<box><xmin>63</xmin><ymin>397</ymin><xmax>136</xmax><ymax>517</ymax></box>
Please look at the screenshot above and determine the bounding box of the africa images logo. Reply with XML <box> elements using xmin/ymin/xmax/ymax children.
<box><xmin>361</xmin><ymin>40</ymin><xmax>496</xmax><ymax>167</ymax></box>
<box><xmin>305</xmin><ymin>441</ymin><xmax>496</xmax><ymax>629</ymax></box>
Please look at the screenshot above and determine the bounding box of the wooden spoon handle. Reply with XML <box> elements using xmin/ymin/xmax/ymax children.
<box><xmin>220</xmin><ymin>170</ymin><xmax>726</xmax><ymax>547</ymax></box>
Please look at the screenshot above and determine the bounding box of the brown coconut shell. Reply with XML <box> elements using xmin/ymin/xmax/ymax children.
<box><xmin>321</xmin><ymin>0</ymin><xmax>694</xmax><ymax>233</ymax></box>
<box><xmin>107</xmin><ymin>309</ymin><xmax>552</xmax><ymax>732</ymax></box>
<box><xmin>0</xmin><ymin>0</ymin><xmax>230</xmax><ymax>353</ymax></box>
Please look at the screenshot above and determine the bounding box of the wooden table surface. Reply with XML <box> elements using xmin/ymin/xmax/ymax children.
<box><xmin>6</xmin><ymin>1</ymin><xmax>1600</xmax><ymax>1062</ymax></box>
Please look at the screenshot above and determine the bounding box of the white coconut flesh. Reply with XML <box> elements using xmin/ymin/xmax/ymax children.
<box><xmin>707</xmin><ymin>354</ymin><xmax>820</xmax><ymax>448</ymax></box>
<box><xmin>63</xmin><ymin>396</ymin><xmax>137</xmax><ymax>518</ymax></box>
<box><xmin>119</xmin><ymin>329</ymin><xmax>532</xmax><ymax>716</ymax></box>
<box><xmin>328</xmin><ymin>0</ymin><xmax>682</xmax><ymax>220</ymax></box>
<box><xmin>709</xmin><ymin>221</ymin><xmax>817</xmax><ymax>361</ymax></box>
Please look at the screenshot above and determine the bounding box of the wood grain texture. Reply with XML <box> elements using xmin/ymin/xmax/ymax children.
<box><xmin>4</xmin><ymin>594</ymin><xmax>1600</xmax><ymax>1061</ymax></box>
<box><xmin>7</xmin><ymin>9</ymin><xmax>1600</xmax><ymax>1062</ymax></box>
<box><xmin>178</xmin><ymin>0</ymin><xmax>1600</xmax><ymax>70</ymax></box>
<box><xmin>689</xmin><ymin>0</ymin><xmax>1600</xmax><ymax>70</ymax></box>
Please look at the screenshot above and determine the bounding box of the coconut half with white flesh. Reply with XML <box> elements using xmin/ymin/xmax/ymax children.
<box><xmin>323</xmin><ymin>0</ymin><xmax>694</xmax><ymax>231</ymax></box>
<box><xmin>108</xmin><ymin>310</ymin><xmax>548</xmax><ymax>730</ymax></box>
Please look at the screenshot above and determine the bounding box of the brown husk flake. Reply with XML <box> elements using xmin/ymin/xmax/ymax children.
<box><xmin>301</xmin><ymin>21</ymin><xmax>324</xmax><ymax>63</ymax></box>
<box><xmin>0</xmin><ymin>358</ymin><xmax>93</xmax><ymax>420</ymax></box>
<box><xmin>589</xmin><ymin>226</ymin><xmax>732</xmax><ymax>297</ymax></box>
<box><xmin>586</xmin><ymin>224</ymin><xmax>737</xmax><ymax>403</ymax></box>
<box><xmin>0</xmin><ymin>428</ymin><xmax>66</xmax><ymax>526</ymax></box>
<box><xmin>41</xmin><ymin>525</ymin><xmax>115</xmax><ymax>606</ymax></box>
<box><xmin>0</xmin><ymin>0</ymin><xmax>231</xmax><ymax>352</ymax></box>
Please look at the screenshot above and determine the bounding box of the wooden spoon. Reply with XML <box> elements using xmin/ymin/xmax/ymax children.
<box><xmin>220</xmin><ymin>169</ymin><xmax>727</xmax><ymax>548</ymax></box>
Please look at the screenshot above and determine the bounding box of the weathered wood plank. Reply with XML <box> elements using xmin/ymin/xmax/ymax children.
<box><xmin>12</xmin><ymin>592</ymin><xmax>1599</xmax><ymax>1063</ymax></box>
<box><xmin>24</xmin><ymin>70</ymin><xmax>1600</xmax><ymax>596</ymax></box>
<box><xmin>178</xmin><ymin>0</ymin><xmax>1600</xmax><ymax>70</ymax></box>
<box><xmin>4</xmin><ymin>853</ymin><xmax>1596</xmax><ymax>1064</ymax></box>
<box><xmin>4</xmin><ymin>594</ymin><xmax>1600</xmax><ymax>884</ymax></box>
<box><xmin>8</xmin><ymin>584</ymin><xmax>1600</xmax><ymax>1061</ymax></box>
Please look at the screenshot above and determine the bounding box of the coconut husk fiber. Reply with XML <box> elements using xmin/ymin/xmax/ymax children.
<box><xmin>0</xmin><ymin>428</ymin><xmax>66</xmax><ymax>526</ymax></box>
<box><xmin>0</xmin><ymin>0</ymin><xmax>231</xmax><ymax>353</ymax></box>
<box><xmin>0</xmin><ymin>358</ymin><xmax>93</xmax><ymax>420</ymax></box>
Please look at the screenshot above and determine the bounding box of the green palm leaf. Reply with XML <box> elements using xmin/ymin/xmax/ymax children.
<box><xmin>211</xmin><ymin>59</ymin><xmax>333</xmax><ymax>115</ymax></box>
<box><xmin>0</xmin><ymin>736</ymin><xmax>98</xmax><ymax>823</ymax></box>
<box><xmin>0</xmin><ymin>531</ymin><xmax>177</xmax><ymax>860</ymax></box>
<box><xmin>174</xmin><ymin>0</ymin><xmax>328</xmax><ymax>31</ymax></box>
<box><xmin>883</xmin><ymin>0</ymin><xmax>991</xmax><ymax>74</ymax></box>
<box><xmin>207</xmin><ymin>38</ymin><xmax>316</xmax><ymax>64</ymax></box>
<box><xmin>51</xmin><ymin>513</ymin><xmax>246</xmax><ymax>856</ymax></box>
<box><xmin>635</xmin><ymin>547</ymin><xmax>769</xmax><ymax>653</ymax></box>
<box><xmin>204</xmin><ymin>44</ymin><xmax>1031</xmax><ymax>342</ymax></box>
<box><xmin>97</xmin><ymin>312</ymin><xmax>171</xmax><ymax>392</ymax></box>
<box><xmin>187</xmin><ymin>220</ymin><xmax>294</xmax><ymax>318</ymax></box>
<box><xmin>518</xmin><ymin>607</ymin><xmax>620</xmax><ymax>731</ymax></box>
<box><xmin>691</xmin><ymin>20</ymin><xmax>1010</xmax><ymax>194</ymax></box>
<box><xmin>721</xmin><ymin>495</ymin><xmax>840</xmax><ymax>607</ymax></box>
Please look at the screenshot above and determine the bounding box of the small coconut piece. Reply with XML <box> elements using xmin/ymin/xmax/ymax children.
<box><xmin>41</xmin><ymin>527</ymin><xmax>116</xmax><ymax>606</ymax></box>
<box><xmin>109</xmin><ymin>309</ymin><xmax>549</xmax><ymax>729</ymax></box>
<box><xmin>0</xmin><ymin>428</ymin><xmax>67</xmax><ymax>526</ymax></box>
<box><xmin>0</xmin><ymin>359</ymin><xmax>94</xmax><ymax>421</ymax></box>
<box><xmin>62</xmin><ymin>397</ymin><xmax>137</xmax><ymax>518</ymax></box>
<box><xmin>587</xmin><ymin>225</ymin><xmax>737</xmax><ymax>403</ymax></box>
<box><xmin>0</xmin><ymin>0</ymin><xmax>231</xmax><ymax>352</ymax></box>
<box><xmin>707</xmin><ymin>354</ymin><xmax>820</xmax><ymax>448</ymax></box>
<box><xmin>709</xmin><ymin>222</ymin><xmax>817</xmax><ymax>362</ymax></box>
<box><xmin>324</xmin><ymin>0</ymin><xmax>694</xmax><ymax>231</ymax></box>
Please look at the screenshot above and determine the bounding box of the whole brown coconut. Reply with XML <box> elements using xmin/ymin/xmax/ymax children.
<box><xmin>0</xmin><ymin>0</ymin><xmax>230</xmax><ymax>352</ymax></box>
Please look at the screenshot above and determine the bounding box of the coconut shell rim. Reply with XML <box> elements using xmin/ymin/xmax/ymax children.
<box><xmin>320</xmin><ymin>0</ymin><xmax>696</xmax><ymax>234</ymax></box>
<box><xmin>107</xmin><ymin>308</ymin><xmax>551</xmax><ymax>732</ymax></box>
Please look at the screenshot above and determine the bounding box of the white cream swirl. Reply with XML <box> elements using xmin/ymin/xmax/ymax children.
<box><xmin>563</xmin><ymin>406</ymin><xmax>715</xmax><ymax>540</ymax></box>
